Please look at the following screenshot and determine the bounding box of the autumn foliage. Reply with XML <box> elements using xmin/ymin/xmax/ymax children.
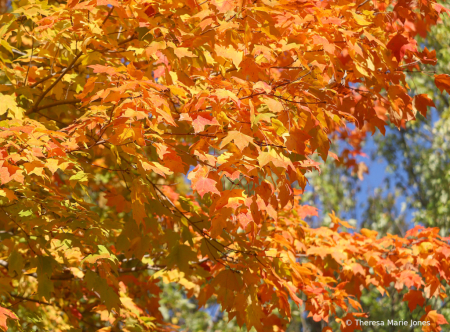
<box><xmin>1</xmin><ymin>0</ymin><xmax>450</xmax><ymax>330</ymax></box>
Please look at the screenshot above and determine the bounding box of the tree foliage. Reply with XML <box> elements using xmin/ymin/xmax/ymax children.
<box><xmin>287</xmin><ymin>2</ymin><xmax>450</xmax><ymax>330</ymax></box>
<box><xmin>1</xmin><ymin>0</ymin><xmax>450</xmax><ymax>331</ymax></box>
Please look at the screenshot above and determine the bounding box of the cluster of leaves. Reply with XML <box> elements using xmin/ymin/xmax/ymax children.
<box><xmin>1</xmin><ymin>0</ymin><xmax>450</xmax><ymax>330</ymax></box>
<box><xmin>291</xmin><ymin>1</ymin><xmax>450</xmax><ymax>330</ymax></box>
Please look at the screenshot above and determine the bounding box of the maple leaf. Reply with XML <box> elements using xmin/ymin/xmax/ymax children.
<box><xmin>212</xmin><ymin>269</ymin><xmax>243</xmax><ymax>292</ymax></box>
<box><xmin>435</xmin><ymin>74</ymin><xmax>450</xmax><ymax>94</ymax></box>
<box><xmin>0</xmin><ymin>94</ymin><xmax>22</xmax><ymax>119</ymax></box>
<box><xmin>338</xmin><ymin>313</ymin><xmax>362</xmax><ymax>332</ymax></box>
<box><xmin>173</xmin><ymin>47</ymin><xmax>197</xmax><ymax>59</ymax></box>
<box><xmin>253</xmin><ymin>81</ymin><xmax>272</xmax><ymax>93</ymax></box>
<box><xmin>215</xmin><ymin>44</ymin><xmax>244</xmax><ymax>68</ymax></box>
<box><xmin>262</xmin><ymin>96</ymin><xmax>284</xmax><ymax>113</ymax></box>
<box><xmin>421</xmin><ymin>306</ymin><xmax>449</xmax><ymax>331</ymax></box>
<box><xmin>87</xmin><ymin>64</ymin><xmax>126</xmax><ymax>78</ymax></box>
<box><xmin>211</xmin><ymin>0</ymin><xmax>236</xmax><ymax>13</ymax></box>
<box><xmin>403</xmin><ymin>289</ymin><xmax>425</xmax><ymax>312</ymax></box>
<box><xmin>144</xmin><ymin>4</ymin><xmax>156</xmax><ymax>17</ymax></box>
<box><xmin>192</xmin><ymin>115</ymin><xmax>219</xmax><ymax>133</ymax></box>
<box><xmin>426</xmin><ymin>310</ymin><xmax>449</xmax><ymax>325</ymax></box>
<box><xmin>298</xmin><ymin>205</ymin><xmax>319</xmax><ymax>219</ymax></box>
<box><xmin>418</xmin><ymin>47</ymin><xmax>437</xmax><ymax>65</ymax></box>
<box><xmin>167</xmin><ymin>244</ymin><xmax>198</xmax><ymax>273</ymax></box>
<box><xmin>387</xmin><ymin>34</ymin><xmax>417</xmax><ymax>62</ymax></box>
<box><xmin>413</xmin><ymin>94</ymin><xmax>435</xmax><ymax>117</ymax></box>
<box><xmin>0</xmin><ymin>306</ymin><xmax>18</xmax><ymax>331</ymax></box>
<box><xmin>312</xmin><ymin>35</ymin><xmax>335</xmax><ymax>54</ymax></box>
<box><xmin>0</xmin><ymin>188</ymin><xmax>17</xmax><ymax>201</ymax></box>
<box><xmin>193</xmin><ymin>178</ymin><xmax>221</xmax><ymax>198</ymax></box>
<box><xmin>220</xmin><ymin>131</ymin><xmax>254</xmax><ymax>152</ymax></box>
<box><xmin>1</xmin><ymin>0</ymin><xmax>449</xmax><ymax>330</ymax></box>
<box><xmin>210</xmin><ymin>207</ymin><xmax>232</xmax><ymax>237</ymax></box>
<box><xmin>85</xmin><ymin>270</ymin><xmax>120</xmax><ymax>312</ymax></box>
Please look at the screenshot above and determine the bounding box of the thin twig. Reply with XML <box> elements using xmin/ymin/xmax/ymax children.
<box><xmin>356</xmin><ymin>0</ymin><xmax>371</xmax><ymax>9</ymax></box>
<box><xmin>24</xmin><ymin>41</ymin><xmax>34</xmax><ymax>86</ymax></box>
<box><xmin>101</xmin><ymin>6</ymin><xmax>115</xmax><ymax>26</ymax></box>
<box><xmin>31</xmin><ymin>99</ymin><xmax>80</xmax><ymax>113</ymax></box>
<box><xmin>10</xmin><ymin>294</ymin><xmax>52</xmax><ymax>306</ymax></box>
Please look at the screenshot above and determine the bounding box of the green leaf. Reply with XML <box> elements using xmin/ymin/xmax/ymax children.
<box><xmin>8</xmin><ymin>250</ymin><xmax>23</xmax><ymax>276</ymax></box>
<box><xmin>37</xmin><ymin>276</ymin><xmax>54</xmax><ymax>300</ymax></box>
<box><xmin>85</xmin><ymin>270</ymin><xmax>120</xmax><ymax>312</ymax></box>
<box><xmin>69</xmin><ymin>171</ymin><xmax>89</xmax><ymax>182</ymax></box>
<box><xmin>166</xmin><ymin>244</ymin><xmax>197</xmax><ymax>273</ymax></box>
<box><xmin>18</xmin><ymin>209</ymin><xmax>33</xmax><ymax>217</ymax></box>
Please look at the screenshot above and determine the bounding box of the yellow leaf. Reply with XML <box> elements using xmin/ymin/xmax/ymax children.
<box><xmin>0</xmin><ymin>94</ymin><xmax>22</xmax><ymax>119</ymax></box>
<box><xmin>173</xmin><ymin>47</ymin><xmax>197</xmax><ymax>59</ymax></box>
<box><xmin>215</xmin><ymin>44</ymin><xmax>243</xmax><ymax>68</ymax></box>
<box><xmin>351</xmin><ymin>11</ymin><xmax>372</xmax><ymax>26</ymax></box>
<box><xmin>220</xmin><ymin>131</ymin><xmax>253</xmax><ymax>151</ymax></box>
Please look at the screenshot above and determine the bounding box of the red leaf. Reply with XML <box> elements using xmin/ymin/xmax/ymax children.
<box><xmin>413</xmin><ymin>94</ymin><xmax>435</xmax><ymax>117</ymax></box>
<box><xmin>144</xmin><ymin>4</ymin><xmax>156</xmax><ymax>17</ymax></box>
<box><xmin>386</xmin><ymin>34</ymin><xmax>416</xmax><ymax>62</ymax></box>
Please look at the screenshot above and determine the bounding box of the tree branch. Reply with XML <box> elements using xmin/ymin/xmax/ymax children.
<box><xmin>10</xmin><ymin>294</ymin><xmax>52</xmax><ymax>306</ymax></box>
<box><xmin>28</xmin><ymin>52</ymin><xmax>83</xmax><ymax>115</ymax></box>
<box><xmin>30</xmin><ymin>99</ymin><xmax>80</xmax><ymax>113</ymax></box>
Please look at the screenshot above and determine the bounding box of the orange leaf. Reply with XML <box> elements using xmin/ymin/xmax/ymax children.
<box><xmin>220</xmin><ymin>131</ymin><xmax>253</xmax><ymax>152</ymax></box>
<box><xmin>193</xmin><ymin>178</ymin><xmax>221</xmax><ymax>198</ymax></box>
<box><xmin>0</xmin><ymin>306</ymin><xmax>18</xmax><ymax>331</ymax></box>
<box><xmin>435</xmin><ymin>74</ymin><xmax>450</xmax><ymax>94</ymax></box>
<box><xmin>338</xmin><ymin>313</ymin><xmax>362</xmax><ymax>332</ymax></box>
<box><xmin>413</xmin><ymin>94</ymin><xmax>435</xmax><ymax>117</ymax></box>
<box><xmin>403</xmin><ymin>290</ymin><xmax>425</xmax><ymax>312</ymax></box>
<box><xmin>192</xmin><ymin>115</ymin><xmax>219</xmax><ymax>133</ymax></box>
<box><xmin>211</xmin><ymin>0</ymin><xmax>236</xmax><ymax>13</ymax></box>
<box><xmin>387</xmin><ymin>34</ymin><xmax>416</xmax><ymax>62</ymax></box>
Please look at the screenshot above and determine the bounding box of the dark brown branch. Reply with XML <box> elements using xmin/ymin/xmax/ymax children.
<box><xmin>32</xmin><ymin>111</ymin><xmax>66</xmax><ymax>126</ymax></box>
<box><xmin>10</xmin><ymin>294</ymin><xmax>52</xmax><ymax>306</ymax></box>
<box><xmin>118</xmin><ymin>34</ymin><xmax>137</xmax><ymax>46</ymax></box>
<box><xmin>31</xmin><ymin>99</ymin><xmax>80</xmax><ymax>113</ymax></box>
<box><xmin>274</xmin><ymin>94</ymin><xmax>326</xmax><ymax>105</ymax></box>
<box><xmin>357</xmin><ymin>0</ymin><xmax>371</xmax><ymax>9</ymax></box>
<box><xmin>28</xmin><ymin>52</ymin><xmax>83</xmax><ymax>115</ymax></box>
<box><xmin>101</xmin><ymin>6</ymin><xmax>114</xmax><ymax>26</ymax></box>
<box><xmin>29</xmin><ymin>71</ymin><xmax>60</xmax><ymax>88</ymax></box>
